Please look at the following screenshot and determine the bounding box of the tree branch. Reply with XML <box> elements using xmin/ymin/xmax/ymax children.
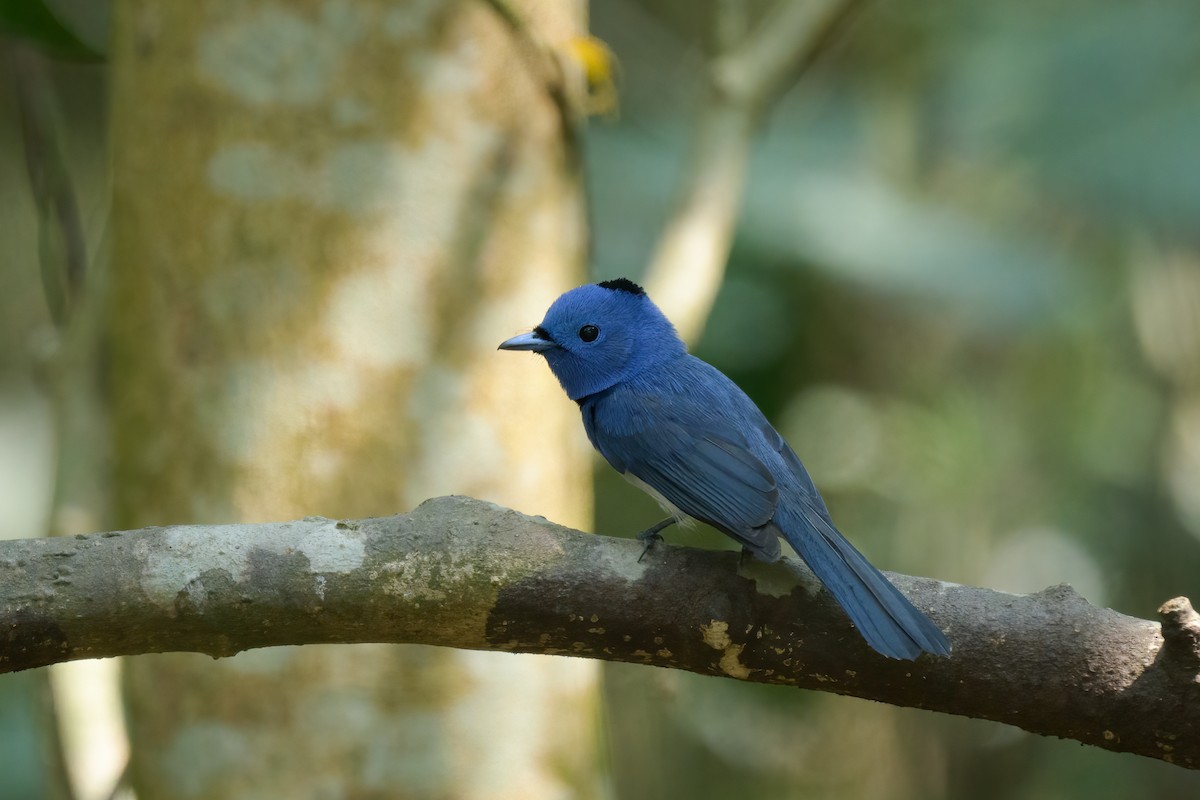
<box><xmin>1</xmin><ymin>496</ymin><xmax>1196</xmax><ymax>768</ymax></box>
<box><xmin>643</xmin><ymin>0</ymin><xmax>867</xmax><ymax>343</ymax></box>
<box><xmin>10</xmin><ymin>41</ymin><xmax>89</xmax><ymax>328</ymax></box>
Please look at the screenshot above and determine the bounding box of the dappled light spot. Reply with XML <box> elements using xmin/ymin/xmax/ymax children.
<box><xmin>1165</xmin><ymin>397</ymin><xmax>1200</xmax><ymax>539</ymax></box>
<box><xmin>197</xmin><ymin>5</ymin><xmax>352</xmax><ymax>107</ymax></box>
<box><xmin>1131</xmin><ymin>251</ymin><xmax>1200</xmax><ymax>385</ymax></box>
<box><xmin>780</xmin><ymin>385</ymin><xmax>881</xmax><ymax>492</ymax></box>
<box><xmin>984</xmin><ymin>526</ymin><xmax>1106</xmax><ymax>605</ymax></box>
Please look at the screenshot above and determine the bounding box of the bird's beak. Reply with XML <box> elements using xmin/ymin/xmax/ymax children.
<box><xmin>498</xmin><ymin>330</ymin><xmax>556</xmax><ymax>352</ymax></box>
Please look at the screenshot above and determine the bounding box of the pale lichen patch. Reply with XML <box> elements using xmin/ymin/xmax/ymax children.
<box><xmin>701</xmin><ymin>620</ymin><xmax>732</xmax><ymax>650</ymax></box>
<box><xmin>718</xmin><ymin>645</ymin><xmax>750</xmax><ymax>679</ymax></box>
<box><xmin>207</xmin><ymin>144</ymin><xmax>303</xmax><ymax>201</ymax></box>
<box><xmin>300</xmin><ymin>525</ymin><xmax>366</xmax><ymax>573</ymax></box>
<box><xmin>738</xmin><ymin>556</ymin><xmax>805</xmax><ymax>598</ymax></box>
<box><xmin>197</xmin><ymin>5</ymin><xmax>351</xmax><ymax>107</ymax></box>
<box><xmin>374</xmin><ymin>551</ymin><xmax>478</xmax><ymax>602</ymax></box>
<box><xmin>592</xmin><ymin>544</ymin><xmax>648</xmax><ymax>584</ymax></box>
<box><xmin>142</xmin><ymin>520</ymin><xmax>366</xmax><ymax>612</ymax></box>
<box><xmin>700</xmin><ymin>620</ymin><xmax>752</xmax><ymax>679</ymax></box>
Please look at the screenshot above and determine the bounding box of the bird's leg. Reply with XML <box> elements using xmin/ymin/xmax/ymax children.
<box><xmin>636</xmin><ymin>517</ymin><xmax>677</xmax><ymax>562</ymax></box>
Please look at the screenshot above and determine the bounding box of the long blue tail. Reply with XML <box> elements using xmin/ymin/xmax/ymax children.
<box><xmin>778</xmin><ymin>504</ymin><xmax>951</xmax><ymax>660</ymax></box>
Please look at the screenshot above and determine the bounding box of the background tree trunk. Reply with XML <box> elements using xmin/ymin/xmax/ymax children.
<box><xmin>108</xmin><ymin>1</ymin><xmax>595</xmax><ymax>797</ymax></box>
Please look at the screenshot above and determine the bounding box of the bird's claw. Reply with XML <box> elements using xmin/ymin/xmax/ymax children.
<box><xmin>634</xmin><ymin>516</ymin><xmax>676</xmax><ymax>562</ymax></box>
<box><xmin>636</xmin><ymin>530</ymin><xmax>664</xmax><ymax>562</ymax></box>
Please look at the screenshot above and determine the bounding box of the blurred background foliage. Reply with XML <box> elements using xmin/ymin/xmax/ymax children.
<box><xmin>3</xmin><ymin>0</ymin><xmax>1200</xmax><ymax>798</ymax></box>
<box><xmin>590</xmin><ymin>0</ymin><xmax>1200</xmax><ymax>798</ymax></box>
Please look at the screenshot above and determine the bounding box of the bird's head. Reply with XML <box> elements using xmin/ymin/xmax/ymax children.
<box><xmin>499</xmin><ymin>278</ymin><xmax>686</xmax><ymax>401</ymax></box>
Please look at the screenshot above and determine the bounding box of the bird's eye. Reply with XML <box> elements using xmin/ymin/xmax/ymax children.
<box><xmin>578</xmin><ymin>324</ymin><xmax>600</xmax><ymax>342</ymax></box>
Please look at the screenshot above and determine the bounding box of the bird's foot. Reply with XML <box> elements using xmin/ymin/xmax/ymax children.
<box><xmin>636</xmin><ymin>529</ymin><xmax>664</xmax><ymax>562</ymax></box>
<box><xmin>738</xmin><ymin>547</ymin><xmax>752</xmax><ymax>569</ymax></box>
<box><xmin>635</xmin><ymin>517</ymin><xmax>677</xmax><ymax>562</ymax></box>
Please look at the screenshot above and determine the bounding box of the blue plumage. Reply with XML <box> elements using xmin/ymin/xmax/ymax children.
<box><xmin>500</xmin><ymin>279</ymin><xmax>950</xmax><ymax>660</ymax></box>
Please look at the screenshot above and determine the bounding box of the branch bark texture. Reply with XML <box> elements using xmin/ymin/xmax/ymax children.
<box><xmin>2</xmin><ymin>496</ymin><xmax>1197</xmax><ymax>769</ymax></box>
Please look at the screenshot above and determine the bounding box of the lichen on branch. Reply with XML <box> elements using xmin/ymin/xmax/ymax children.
<box><xmin>1</xmin><ymin>495</ymin><xmax>1197</xmax><ymax>768</ymax></box>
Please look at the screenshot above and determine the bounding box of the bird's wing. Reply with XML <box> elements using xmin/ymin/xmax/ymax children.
<box><xmin>760</xmin><ymin>418</ymin><xmax>836</xmax><ymax>525</ymax></box>
<box><xmin>591</xmin><ymin>391</ymin><xmax>781</xmax><ymax>557</ymax></box>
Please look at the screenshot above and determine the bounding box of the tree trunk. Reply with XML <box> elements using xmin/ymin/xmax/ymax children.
<box><xmin>108</xmin><ymin>1</ymin><xmax>594</xmax><ymax>797</ymax></box>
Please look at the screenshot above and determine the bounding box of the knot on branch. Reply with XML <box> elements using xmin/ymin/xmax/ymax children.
<box><xmin>1157</xmin><ymin>596</ymin><xmax>1200</xmax><ymax>669</ymax></box>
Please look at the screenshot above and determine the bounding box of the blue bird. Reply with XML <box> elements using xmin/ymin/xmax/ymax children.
<box><xmin>499</xmin><ymin>278</ymin><xmax>950</xmax><ymax>660</ymax></box>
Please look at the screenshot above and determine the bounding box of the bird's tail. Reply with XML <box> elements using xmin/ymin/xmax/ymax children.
<box><xmin>778</xmin><ymin>504</ymin><xmax>951</xmax><ymax>660</ymax></box>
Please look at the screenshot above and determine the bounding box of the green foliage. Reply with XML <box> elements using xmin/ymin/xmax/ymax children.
<box><xmin>0</xmin><ymin>0</ymin><xmax>104</xmax><ymax>61</ymax></box>
<box><xmin>590</xmin><ymin>0</ymin><xmax>1200</xmax><ymax>797</ymax></box>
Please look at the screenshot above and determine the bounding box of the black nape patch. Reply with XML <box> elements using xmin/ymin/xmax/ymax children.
<box><xmin>597</xmin><ymin>278</ymin><xmax>645</xmax><ymax>296</ymax></box>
